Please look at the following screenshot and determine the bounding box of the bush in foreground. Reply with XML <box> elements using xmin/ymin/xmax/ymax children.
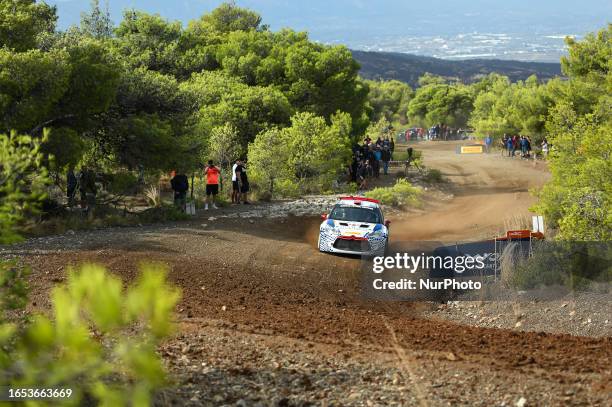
<box><xmin>0</xmin><ymin>263</ymin><xmax>180</xmax><ymax>406</ymax></box>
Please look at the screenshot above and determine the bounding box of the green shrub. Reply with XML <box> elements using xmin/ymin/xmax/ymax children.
<box><xmin>0</xmin><ymin>131</ymin><xmax>50</xmax><ymax>243</ymax></box>
<box><xmin>365</xmin><ymin>179</ymin><xmax>421</xmax><ymax>207</ymax></box>
<box><xmin>107</xmin><ymin>171</ymin><xmax>139</xmax><ymax>195</ymax></box>
<box><xmin>423</xmin><ymin>168</ymin><xmax>444</xmax><ymax>183</ymax></box>
<box><xmin>248</xmin><ymin>112</ymin><xmax>353</xmax><ymax>198</ymax></box>
<box><xmin>1</xmin><ymin>263</ymin><xmax>180</xmax><ymax>405</ymax></box>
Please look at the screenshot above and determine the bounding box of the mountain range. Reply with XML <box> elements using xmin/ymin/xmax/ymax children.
<box><xmin>352</xmin><ymin>50</ymin><xmax>562</xmax><ymax>87</ymax></box>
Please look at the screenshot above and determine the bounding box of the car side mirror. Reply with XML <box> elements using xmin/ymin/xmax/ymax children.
<box><xmin>385</xmin><ymin>220</ymin><xmax>391</xmax><ymax>227</ymax></box>
<box><xmin>321</xmin><ymin>214</ymin><xmax>328</xmax><ymax>220</ymax></box>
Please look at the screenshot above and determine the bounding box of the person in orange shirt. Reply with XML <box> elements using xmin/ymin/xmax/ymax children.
<box><xmin>204</xmin><ymin>160</ymin><xmax>222</xmax><ymax>210</ymax></box>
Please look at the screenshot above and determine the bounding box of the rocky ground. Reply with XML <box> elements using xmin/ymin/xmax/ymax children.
<box><xmin>427</xmin><ymin>294</ymin><xmax>611</xmax><ymax>338</ymax></box>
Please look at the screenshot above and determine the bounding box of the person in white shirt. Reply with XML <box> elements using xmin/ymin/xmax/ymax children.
<box><xmin>231</xmin><ymin>159</ymin><xmax>240</xmax><ymax>204</ymax></box>
<box><xmin>541</xmin><ymin>138</ymin><xmax>549</xmax><ymax>159</ymax></box>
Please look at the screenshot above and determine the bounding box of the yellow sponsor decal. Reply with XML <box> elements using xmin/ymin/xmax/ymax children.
<box><xmin>343</xmin><ymin>231</ymin><xmax>362</xmax><ymax>236</ymax></box>
<box><xmin>460</xmin><ymin>145</ymin><xmax>484</xmax><ymax>154</ymax></box>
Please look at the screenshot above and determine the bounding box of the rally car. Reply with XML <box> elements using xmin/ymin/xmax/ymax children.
<box><xmin>318</xmin><ymin>196</ymin><xmax>390</xmax><ymax>257</ymax></box>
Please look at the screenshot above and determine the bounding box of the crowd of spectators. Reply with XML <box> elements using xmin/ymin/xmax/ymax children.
<box><xmin>502</xmin><ymin>134</ymin><xmax>535</xmax><ymax>159</ymax></box>
<box><xmin>349</xmin><ymin>135</ymin><xmax>395</xmax><ymax>190</ymax></box>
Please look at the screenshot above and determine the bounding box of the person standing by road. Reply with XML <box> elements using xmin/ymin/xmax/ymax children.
<box><xmin>484</xmin><ymin>134</ymin><xmax>492</xmax><ymax>153</ymax></box>
<box><xmin>520</xmin><ymin>136</ymin><xmax>528</xmax><ymax>158</ymax></box>
<box><xmin>204</xmin><ymin>160</ymin><xmax>221</xmax><ymax>210</ymax></box>
<box><xmin>67</xmin><ymin>167</ymin><xmax>78</xmax><ymax>207</ymax></box>
<box><xmin>79</xmin><ymin>165</ymin><xmax>97</xmax><ymax>218</ymax></box>
<box><xmin>350</xmin><ymin>157</ymin><xmax>358</xmax><ymax>183</ymax></box>
<box><xmin>541</xmin><ymin>138</ymin><xmax>549</xmax><ymax>159</ymax></box>
<box><xmin>526</xmin><ymin>136</ymin><xmax>532</xmax><ymax>158</ymax></box>
<box><xmin>506</xmin><ymin>136</ymin><xmax>513</xmax><ymax>157</ymax></box>
<box><xmin>357</xmin><ymin>160</ymin><xmax>368</xmax><ymax>190</ymax></box>
<box><xmin>381</xmin><ymin>146</ymin><xmax>391</xmax><ymax>175</ymax></box>
<box><xmin>373</xmin><ymin>146</ymin><xmax>382</xmax><ymax>178</ymax></box>
<box><xmin>382</xmin><ymin>136</ymin><xmax>390</xmax><ymax>150</ymax></box>
<box><xmin>235</xmin><ymin>158</ymin><xmax>250</xmax><ymax>205</ymax></box>
<box><xmin>231</xmin><ymin>158</ymin><xmax>241</xmax><ymax>204</ymax></box>
<box><xmin>170</xmin><ymin>170</ymin><xmax>189</xmax><ymax>211</ymax></box>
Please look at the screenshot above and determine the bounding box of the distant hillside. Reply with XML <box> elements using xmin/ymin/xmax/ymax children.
<box><xmin>352</xmin><ymin>50</ymin><xmax>562</xmax><ymax>87</ymax></box>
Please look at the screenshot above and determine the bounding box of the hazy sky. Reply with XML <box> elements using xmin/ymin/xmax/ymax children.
<box><xmin>47</xmin><ymin>1</ymin><xmax>611</xmax><ymax>33</ymax></box>
<box><xmin>47</xmin><ymin>1</ymin><xmax>611</xmax><ymax>60</ymax></box>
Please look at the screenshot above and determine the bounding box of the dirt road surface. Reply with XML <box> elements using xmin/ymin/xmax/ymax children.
<box><xmin>2</xmin><ymin>142</ymin><xmax>610</xmax><ymax>406</ymax></box>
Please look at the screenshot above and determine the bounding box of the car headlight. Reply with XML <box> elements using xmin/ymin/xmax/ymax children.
<box><xmin>369</xmin><ymin>224</ymin><xmax>386</xmax><ymax>238</ymax></box>
<box><xmin>321</xmin><ymin>219</ymin><xmax>337</xmax><ymax>232</ymax></box>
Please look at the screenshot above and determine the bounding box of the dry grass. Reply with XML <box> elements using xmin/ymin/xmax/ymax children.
<box><xmin>144</xmin><ymin>185</ymin><xmax>161</xmax><ymax>207</ymax></box>
<box><xmin>502</xmin><ymin>214</ymin><xmax>531</xmax><ymax>235</ymax></box>
<box><xmin>499</xmin><ymin>242</ymin><xmax>521</xmax><ymax>287</ymax></box>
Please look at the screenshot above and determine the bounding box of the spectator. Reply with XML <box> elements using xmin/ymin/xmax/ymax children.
<box><xmin>372</xmin><ymin>146</ymin><xmax>381</xmax><ymax>178</ymax></box>
<box><xmin>512</xmin><ymin>135</ymin><xmax>519</xmax><ymax>157</ymax></box>
<box><xmin>541</xmin><ymin>138</ymin><xmax>549</xmax><ymax>158</ymax></box>
<box><xmin>67</xmin><ymin>167</ymin><xmax>77</xmax><ymax>207</ymax></box>
<box><xmin>526</xmin><ymin>136</ymin><xmax>532</xmax><ymax>158</ymax></box>
<box><xmin>389</xmin><ymin>137</ymin><xmax>395</xmax><ymax>158</ymax></box>
<box><xmin>170</xmin><ymin>170</ymin><xmax>189</xmax><ymax>210</ymax></box>
<box><xmin>520</xmin><ymin>136</ymin><xmax>528</xmax><ymax>158</ymax></box>
<box><xmin>361</xmin><ymin>142</ymin><xmax>369</xmax><ymax>159</ymax></box>
<box><xmin>358</xmin><ymin>160</ymin><xmax>368</xmax><ymax>190</ymax></box>
<box><xmin>506</xmin><ymin>137</ymin><xmax>513</xmax><ymax>157</ymax></box>
<box><xmin>352</xmin><ymin>142</ymin><xmax>362</xmax><ymax>160</ymax></box>
<box><xmin>484</xmin><ymin>134</ymin><xmax>492</xmax><ymax>153</ymax></box>
<box><xmin>382</xmin><ymin>146</ymin><xmax>391</xmax><ymax>175</ymax></box>
<box><xmin>235</xmin><ymin>158</ymin><xmax>250</xmax><ymax>204</ymax></box>
<box><xmin>382</xmin><ymin>136</ymin><xmax>390</xmax><ymax>150</ymax></box>
<box><xmin>204</xmin><ymin>160</ymin><xmax>221</xmax><ymax>210</ymax></box>
<box><xmin>79</xmin><ymin>165</ymin><xmax>97</xmax><ymax>217</ymax></box>
<box><xmin>350</xmin><ymin>158</ymin><xmax>358</xmax><ymax>183</ymax></box>
<box><xmin>366</xmin><ymin>146</ymin><xmax>375</xmax><ymax>177</ymax></box>
<box><xmin>231</xmin><ymin>158</ymin><xmax>240</xmax><ymax>204</ymax></box>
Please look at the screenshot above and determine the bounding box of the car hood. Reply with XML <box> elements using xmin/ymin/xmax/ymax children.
<box><xmin>323</xmin><ymin>220</ymin><xmax>381</xmax><ymax>238</ymax></box>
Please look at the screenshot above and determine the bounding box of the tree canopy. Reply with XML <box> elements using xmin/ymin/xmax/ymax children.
<box><xmin>0</xmin><ymin>1</ymin><xmax>370</xmax><ymax>174</ymax></box>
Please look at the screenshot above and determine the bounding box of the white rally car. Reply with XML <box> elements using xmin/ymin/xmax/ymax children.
<box><xmin>318</xmin><ymin>196</ymin><xmax>390</xmax><ymax>257</ymax></box>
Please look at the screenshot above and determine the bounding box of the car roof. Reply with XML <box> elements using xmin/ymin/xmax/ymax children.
<box><xmin>337</xmin><ymin>196</ymin><xmax>381</xmax><ymax>209</ymax></box>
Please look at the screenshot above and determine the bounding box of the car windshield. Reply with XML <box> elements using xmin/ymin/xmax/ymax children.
<box><xmin>329</xmin><ymin>205</ymin><xmax>382</xmax><ymax>224</ymax></box>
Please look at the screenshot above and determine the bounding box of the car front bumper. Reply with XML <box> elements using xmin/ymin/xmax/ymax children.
<box><xmin>319</xmin><ymin>230</ymin><xmax>387</xmax><ymax>256</ymax></box>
